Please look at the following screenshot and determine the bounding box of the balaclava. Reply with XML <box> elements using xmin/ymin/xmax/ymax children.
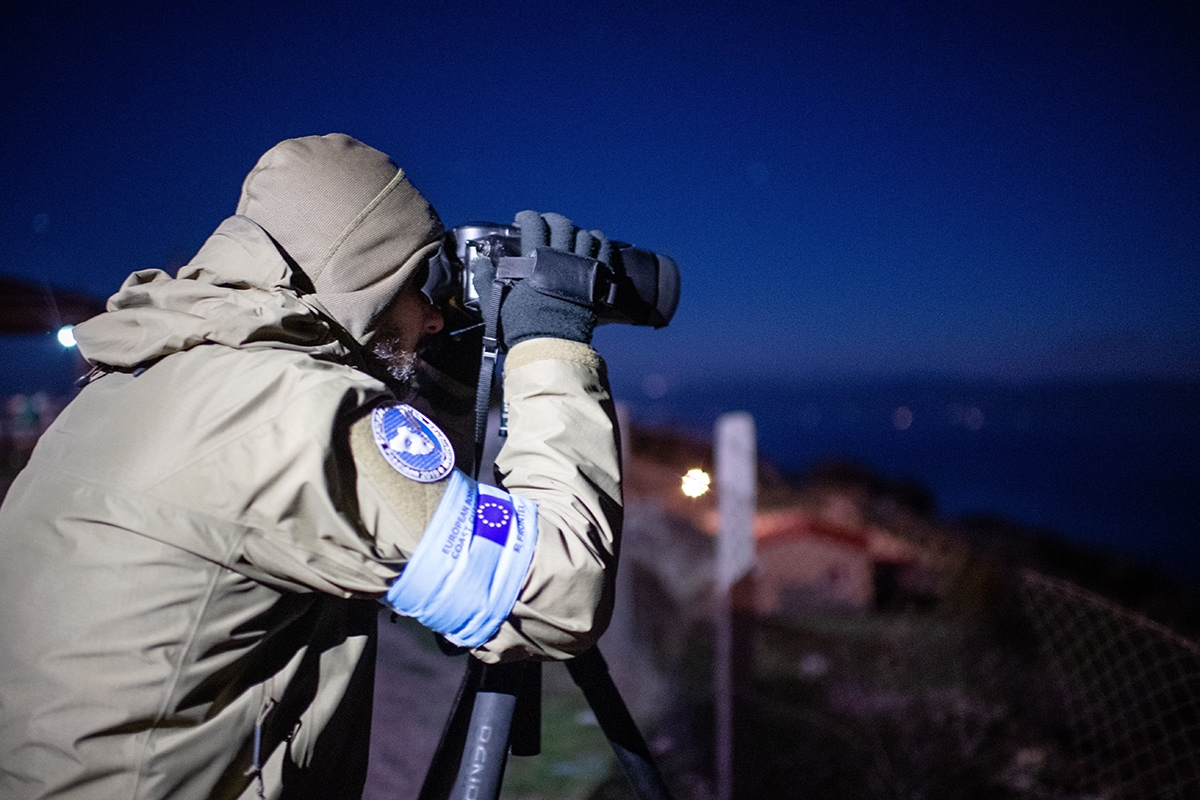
<box><xmin>236</xmin><ymin>133</ymin><xmax>444</xmax><ymax>342</ymax></box>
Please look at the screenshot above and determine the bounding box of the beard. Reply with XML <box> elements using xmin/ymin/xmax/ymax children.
<box><xmin>366</xmin><ymin>330</ymin><xmax>419</xmax><ymax>397</ymax></box>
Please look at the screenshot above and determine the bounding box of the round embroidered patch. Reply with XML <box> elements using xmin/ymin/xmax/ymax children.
<box><xmin>371</xmin><ymin>403</ymin><xmax>455</xmax><ymax>483</ymax></box>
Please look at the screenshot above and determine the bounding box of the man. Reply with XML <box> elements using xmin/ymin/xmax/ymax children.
<box><xmin>0</xmin><ymin>134</ymin><xmax>622</xmax><ymax>799</ymax></box>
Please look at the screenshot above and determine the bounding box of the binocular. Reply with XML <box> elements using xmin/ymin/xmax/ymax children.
<box><xmin>422</xmin><ymin>223</ymin><xmax>681</xmax><ymax>330</ymax></box>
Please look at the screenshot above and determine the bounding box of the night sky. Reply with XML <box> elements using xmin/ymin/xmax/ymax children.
<box><xmin>2</xmin><ymin>0</ymin><xmax>1198</xmax><ymax>395</ymax></box>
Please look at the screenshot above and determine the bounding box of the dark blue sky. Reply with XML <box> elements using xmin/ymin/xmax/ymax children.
<box><xmin>2</xmin><ymin>0</ymin><xmax>1198</xmax><ymax>395</ymax></box>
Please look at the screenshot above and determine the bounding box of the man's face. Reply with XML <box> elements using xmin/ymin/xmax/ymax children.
<box><xmin>378</xmin><ymin>278</ymin><xmax>445</xmax><ymax>353</ymax></box>
<box><xmin>368</xmin><ymin>278</ymin><xmax>444</xmax><ymax>389</ymax></box>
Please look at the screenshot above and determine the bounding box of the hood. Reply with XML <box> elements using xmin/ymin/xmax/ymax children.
<box><xmin>73</xmin><ymin>216</ymin><xmax>347</xmax><ymax>369</ymax></box>
<box><xmin>235</xmin><ymin>134</ymin><xmax>444</xmax><ymax>342</ymax></box>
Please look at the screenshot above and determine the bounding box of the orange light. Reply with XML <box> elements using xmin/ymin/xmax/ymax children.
<box><xmin>682</xmin><ymin>468</ymin><xmax>711</xmax><ymax>498</ymax></box>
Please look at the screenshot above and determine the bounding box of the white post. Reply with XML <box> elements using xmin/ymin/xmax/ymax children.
<box><xmin>714</xmin><ymin>412</ymin><xmax>756</xmax><ymax>800</ymax></box>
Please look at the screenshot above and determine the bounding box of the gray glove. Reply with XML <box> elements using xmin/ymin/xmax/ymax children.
<box><xmin>472</xmin><ymin>211</ymin><xmax>607</xmax><ymax>349</ymax></box>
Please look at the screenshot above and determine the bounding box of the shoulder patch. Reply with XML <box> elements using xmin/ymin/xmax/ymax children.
<box><xmin>371</xmin><ymin>403</ymin><xmax>455</xmax><ymax>483</ymax></box>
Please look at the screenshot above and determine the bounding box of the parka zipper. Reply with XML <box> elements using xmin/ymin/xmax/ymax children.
<box><xmin>246</xmin><ymin>690</ymin><xmax>277</xmax><ymax>800</ymax></box>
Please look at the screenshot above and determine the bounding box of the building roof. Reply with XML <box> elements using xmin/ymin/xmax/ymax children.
<box><xmin>0</xmin><ymin>275</ymin><xmax>106</xmax><ymax>334</ymax></box>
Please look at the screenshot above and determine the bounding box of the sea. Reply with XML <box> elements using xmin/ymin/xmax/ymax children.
<box><xmin>613</xmin><ymin>376</ymin><xmax>1200</xmax><ymax>587</ymax></box>
<box><xmin>4</xmin><ymin>332</ymin><xmax>1197</xmax><ymax>587</ymax></box>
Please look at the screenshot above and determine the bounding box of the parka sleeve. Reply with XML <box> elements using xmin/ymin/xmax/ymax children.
<box><xmin>349</xmin><ymin>338</ymin><xmax>622</xmax><ymax>662</ymax></box>
<box><xmin>472</xmin><ymin>338</ymin><xmax>623</xmax><ymax>662</ymax></box>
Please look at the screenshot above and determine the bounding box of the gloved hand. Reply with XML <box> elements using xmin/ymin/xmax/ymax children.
<box><xmin>472</xmin><ymin>211</ymin><xmax>606</xmax><ymax>349</ymax></box>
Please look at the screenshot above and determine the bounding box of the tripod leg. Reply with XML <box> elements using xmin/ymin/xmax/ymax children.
<box><xmin>509</xmin><ymin>661</ymin><xmax>542</xmax><ymax>757</ymax></box>
<box><xmin>442</xmin><ymin>660</ymin><xmax>539</xmax><ymax>800</ymax></box>
<box><xmin>418</xmin><ymin>657</ymin><xmax>483</xmax><ymax>800</ymax></box>
<box><xmin>449</xmin><ymin>689</ymin><xmax>516</xmax><ymax>800</ymax></box>
<box><xmin>566</xmin><ymin>646</ymin><xmax>676</xmax><ymax>800</ymax></box>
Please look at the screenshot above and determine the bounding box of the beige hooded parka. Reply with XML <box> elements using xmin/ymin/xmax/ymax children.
<box><xmin>0</xmin><ymin>135</ymin><xmax>622</xmax><ymax>800</ymax></box>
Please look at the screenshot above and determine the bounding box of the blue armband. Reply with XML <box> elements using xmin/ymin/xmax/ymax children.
<box><xmin>382</xmin><ymin>469</ymin><xmax>538</xmax><ymax>648</ymax></box>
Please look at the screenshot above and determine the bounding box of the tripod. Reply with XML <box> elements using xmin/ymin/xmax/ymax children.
<box><xmin>416</xmin><ymin>646</ymin><xmax>675</xmax><ymax>800</ymax></box>
<box><xmin>417</xmin><ymin>284</ymin><xmax>674</xmax><ymax>799</ymax></box>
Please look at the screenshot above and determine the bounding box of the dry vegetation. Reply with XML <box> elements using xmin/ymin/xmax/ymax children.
<box><xmin>593</xmin><ymin>423</ymin><xmax>1200</xmax><ymax>799</ymax></box>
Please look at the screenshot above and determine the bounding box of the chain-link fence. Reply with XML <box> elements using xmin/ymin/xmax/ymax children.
<box><xmin>1021</xmin><ymin>570</ymin><xmax>1200</xmax><ymax>799</ymax></box>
